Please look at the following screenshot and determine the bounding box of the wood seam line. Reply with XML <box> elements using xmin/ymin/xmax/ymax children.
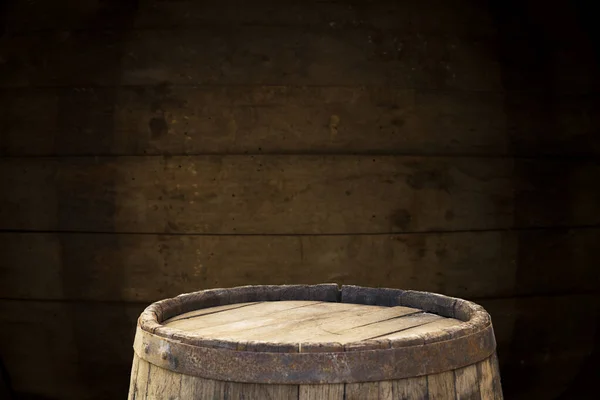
<box><xmin>184</xmin><ymin>301</ymin><xmax>324</xmax><ymax>332</ymax></box>
<box><xmin>167</xmin><ymin>302</ymin><xmax>263</xmax><ymax>322</ymax></box>
<box><xmin>365</xmin><ymin>318</ymin><xmax>444</xmax><ymax>341</ymax></box>
<box><xmin>335</xmin><ymin>311</ymin><xmax>424</xmax><ymax>332</ymax></box>
<box><xmin>2</xmin><ymin>224</ymin><xmax>600</xmax><ymax>236</ymax></box>
<box><xmin>180</xmin><ymin>307</ymin><xmax>370</xmax><ymax>336</ymax></box>
<box><xmin>3</xmin><ymin>152</ymin><xmax>600</xmax><ymax>160</ymax></box>
<box><xmin>0</xmin><ymin>82</ymin><xmax>557</xmax><ymax>94</ymax></box>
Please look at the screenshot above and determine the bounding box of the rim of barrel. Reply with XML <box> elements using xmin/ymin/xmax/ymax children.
<box><xmin>133</xmin><ymin>284</ymin><xmax>496</xmax><ymax>383</ymax></box>
<box><xmin>138</xmin><ymin>284</ymin><xmax>492</xmax><ymax>351</ymax></box>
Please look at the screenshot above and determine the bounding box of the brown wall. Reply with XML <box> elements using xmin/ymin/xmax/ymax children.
<box><xmin>0</xmin><ymin>0</ymin><xmax>599</xmax><ymax>399</ymax></box>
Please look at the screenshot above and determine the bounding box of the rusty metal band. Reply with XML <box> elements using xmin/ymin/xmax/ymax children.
<box><xmin>133</xmin><ymin>323</ymin><xmax>496</xmax><ymax>384</ymax></box>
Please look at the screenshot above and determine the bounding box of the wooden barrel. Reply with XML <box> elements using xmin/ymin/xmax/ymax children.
<box><xmin>128</xmin><ymin>284</ymin><xmax>503</xmax><ymax>399</ymax></box>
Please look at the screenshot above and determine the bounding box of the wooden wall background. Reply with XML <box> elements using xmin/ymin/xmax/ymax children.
<box><xmin>0</xmin><ymin>0</ymin><xmax>599</xmax><ymax>399</ymax></box>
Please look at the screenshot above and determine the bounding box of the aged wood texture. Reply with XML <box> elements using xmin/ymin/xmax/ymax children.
<box><xmin>227</xmin><ymin>310</ymin><xmax>440</xmax><ymax>345</ymax></box>
<box><xmin>0</xmin><ymin>34</ymin><xmax>594</xmax><ymax>94</ymax></box>
<box><xmin>1</xmin><ymin>294</ymin><xmax>596</xmax><ymax>399</ymax></box>
<box><xmin>126</xmin><ymin>357</ymin><xmax>501</xmax><ymax>399</ymax></box>
<box><xmin>299</xmin><ymin>384</ymin><xmax>345</xmax><ymax>400</ymax></box>
<box><xmin>455</xmin><ymin>364</ymin><xmax>481</xmax><ymax>399</ymax></box>
<box><xmin>179</xmin><ymin>374</ymin><xmax>227</xmax><ymax>399</ymax></box>
<box><xmin>162</xmin><ymin>301</ymin><xmax>443</xmax><ymax>344</ymax></box>
<box><xmin>133</xmin><ymin>356</ymin><xmax>151</xmax><ymax>399</ymax></box>
<box><xmin>478</xmin><ymin>357</ymin><xmax>501</xmax><ymax>400</ymax></box>
<box><xmin>128</xmin><ymin>286</ymin><xmax>497</xmax><ymax>397</ymax></box>
<box><xmin>427</xmin><ymin>371</ymin><xmax>455</xmax><ymax>399</ymax></box>
<box><xmin>225</xmin><ymin>381</ymin><xmax>299</xmax><ymax>399</ymax></box>
<box><xmin>393</xmin><ymin>376</ymin><xmax>428</xmax><ymax>399</ymax></box>
<box><xmin>164</xmin><ymin>300</ymin><xmax>326</xmax><ymax>332</ymax></box>
<box><xmin>145</xmin><ymin>362</ymin><xmax>182</xmax><ymax>399</ymax></box>
<box><xmin>0</xmin><ymin>87</ymin><xmax>487</xmax><ymax>156</ymax></box>
<box><xmin>2</xmin><ymin>229</ymin><xmax>598</xmax><ymax>302</ymax></box>
<box><xmin>127</xmin><ymin>355</ymin><xmax>139</xmax><ymax>400</ymax></box>
<box><xmin>2</xmin><ymin>156</ymin><xmax>599</xmax><ymax>233</ymax></box>
<box><xmin>2</xmin><ymin>88</ymin><xmax>597</xmax><ymax>157</ymax></box>
<box><xmin>0</xmin><ymin>27</ymin><xmax>502</xmax><ymax>90</ymax></box>
<box><xmin>1</xmin><ymin>0</ymin><xmax>495</xmax><ymax>34</ymax></box>
<box><xmin>1</xmin><ymin>10</ymin><xmax>595</xmax><ymax>93</ymax></box>
<box><xmin>138</xmin><ymin>363</ymin><xmax>301</xmax><ymax>400</ymax></box>
<box><xmin>345</xmin><ymin>382</ymin><xmax>393</xmax><ymax>400</ymax></box>
<box><xmin>0</xmin><ymin>0</ymin><xmax>596</xmax><ymax>398</ymax></box>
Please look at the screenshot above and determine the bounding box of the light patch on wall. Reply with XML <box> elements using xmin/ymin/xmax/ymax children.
<box><xmin>329</xmin><ymin>114</ymin><xmax>340</xmax><ymax>139</ymax></box>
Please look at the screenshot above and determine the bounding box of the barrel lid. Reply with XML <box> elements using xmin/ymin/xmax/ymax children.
<box><xmin>162</xmin><ymin>301</ymin><xmax>464</xmax><ymax>347</ymax></box>
<box><xmin>134</xmin><ymin>285</ymin><xmax>495</xmax><ymax>384</ymax></box>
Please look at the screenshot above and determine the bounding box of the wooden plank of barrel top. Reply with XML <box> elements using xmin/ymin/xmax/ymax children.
<box><xmin>128</xmin><ymin>284</ymin><xmax>503</xmax><ymax>400</ymax></box>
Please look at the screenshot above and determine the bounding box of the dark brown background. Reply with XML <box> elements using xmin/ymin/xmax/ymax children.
<box><xmin>0</xmin><ymin>0</ymin><xmax>599</xmax><ymax>399</ymax></box>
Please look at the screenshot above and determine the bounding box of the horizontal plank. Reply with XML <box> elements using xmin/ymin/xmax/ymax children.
<box><xmin>164</xmin><ymin>301</ymin><xmax>324</xmax><ymax>333</ymax></box>
<box><xmin>1</xmin><ymin>156</ymin><xmax>599</xmax><ymax>234</ymax></box>
<box><xmin>1</xmin><ymin>229</ymin><xmax>598</xmax><ymax>302</ymax></box>
<box><xmin>0</xmin><ymin>294</ymin><xmax>597</xmax><ymax>399</ymax></box>
<box><xmin>1</xmin><ymin>3</ymin><xmax>597</xmax><ymax>94</ymax></box>
<box><xmin>0</xmin><ymin>87</ymin><xmax>490</xmax><ymax>156</ymax></box>
<box><xmin>1</xmin><ymin>0</ymin><xmax>495</xmax><ymax>35</ymax></box>
<box><xmin>167</xmin><ymin>303</ymin><xmax>423</xmax><ymax>343</ymax></box>
<box><xmin>0</xmin><ymin>31</ymin><xmax>595</xmax><ymax>94</ymax></box>
<box><xmin>1</xmin><ymin>87</ymin><xmax>597</xmax><ymax>156</ymax></box>
<box><xmin>0</xmin><ymin>28</ymin><xmax>503</xmax><ymax>90</ymax></box>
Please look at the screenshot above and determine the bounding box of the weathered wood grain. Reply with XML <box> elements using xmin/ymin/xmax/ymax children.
<box><xmin>127</xmin><ymin>355</ymin><xmax>139</xmax><ymax>400</ymax></box>
<box><xmin>134</xmin><ymin>357</ymin><xmax>151</xmax><ymax>399</ymax></box>
<box><xmin>2</xmin><ymin>156</ymin><xmax>599</xmax><ymax>233</ymax></box>
<box><xmin>381</xmin><ymin>317</ymin><xmax>462</xmax><ymax>342</ymax></box>
<box><xmin>1</xmin><ymin>0</ymin><xmax>494</xmax><ymax>35</ymax></box>
<box><xmin>0</xmin><ymin>294</ymin><xmax>596</xmax><ymax>400</ymax></box>
<box><xmin>299</xmin><ymin>384</ymin><xmax>344</xmax><ymax>400</ymax></box>
<box><xmin>164</xmin><ymin>302</ymin><xmax>260</xmax><ymax>323</ymax></box>
<box><xmin>130</xmin><ymin>351</ymin><xmax>502</xmax><ymax>399</ymax></box>
<box><xmin>0</xmin><ymin>86</ymin><xmax>495</xmax><ymax>156</ymax></box>
<box><xmin>300</xmin><ymin>311</ymin><xmax>437</xmax><ymax>344</ymax></box>
<box><xmin>235</xmin><ymin>307</ymin><xmax>427</xmax><ymax>344</ymax></box>
<box><xmin>225</xmin><ymin>381</ymin><xmax>299</xmax><ymax>399</ymax></box>
<box><xmin>1</xmin><ymin>229</ymin><xmax>598</xmax><ymax>302</ymax></box>
<box><xmin>455</xmin><ymin>364</ymin><xmax>481</xmax><ymax>399</ymax></box>
<box><xmin>165</xmin><ymin>302</ymin><xmax>425</xmax><ymax>344</ymax></box>
<box><xmin>165</xmin><ymin>301</ymin><xmax>321</xmax><ymax>333</ymax></box>
<box><xmin>2</xmin><ymin>87</ymin><xmax>596</xmax><ymax>156</ymax></box>
<box><xmin>145</xmin><ymin>363</ymin><xmax>182</xmax><ymax>399</ymax></box>
<box><xmin>478</xmin><ymin>357</ymin><xmax>499</xmax><ymax>400</ymax></box>
<box><xmin>393</xmin><ymin>376</ymin><xmax>429</xmax><ymax>399</ymax></box>
<box><xmin>427</xmin><ymin>371</ymin><xmax>456</xmax><ymax>399</ymax></box>
<box><xmin>165</xmin><ymin>302</ymin><xmax>371</xmax><ymax>340</ymax></box>
<box><xmin>0</xmin><ymin>28</ymin><xmax>502</xmax><ymax>90</ymax></box>
<box><xmin>179</xmin><ymin>374</ymin><xmax>227</xmax><ymax>399</ymax></box>
<box><xmin>1</xmin><ymin>155</ymin><xmax>507</xmax><ymax>233</ymax></box>
<box><xmin>345</xmin><ymin>382</ymin><xmax>393</xmax><ymax>400</ymax></box>
<box><xmin>136</xmin><ymin>361</ymin><xmax>282</xmax><ymax>400</ymax></box>
<box><xmin>0</xmin><ymin>28</ymin><xmax>594</xmax><ymax>93</ymax></box>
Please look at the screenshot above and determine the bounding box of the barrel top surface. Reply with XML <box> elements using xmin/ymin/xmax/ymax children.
<box><xmin>134</xmin><ymin>285</ymin><xmax>496</xmax><ymax>384</ymax></box>
<box><xmin>162</xmin><ymin>301</ymin><xmax>463</xmax><ymax>345</ymax></box>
